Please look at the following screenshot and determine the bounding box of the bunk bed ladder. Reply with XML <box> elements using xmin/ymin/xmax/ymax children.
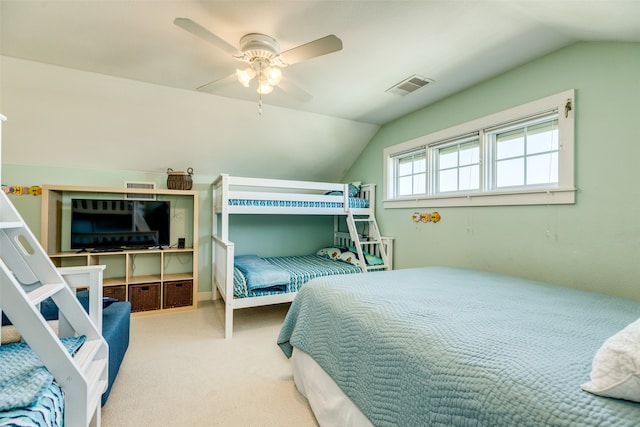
<box><xmin>346</xmin><ymin>211</ymin><xmax>391</xmax><ymax>272</ymax></box>
<box><xmin>0</xmin><ymin>190</ymin><xmax>107</xmax><ymax>427</ymax></box>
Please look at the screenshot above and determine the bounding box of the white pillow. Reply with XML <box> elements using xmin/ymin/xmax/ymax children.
<box><xmin>338</xmin><ymin>251</ymin><xmax>360</xmax><ymax>267</ymax></box>
<box><xmin>316</xmin><ymin>247</ymin><xmax>342</xmax><ymax>260</ymax></box>
<box><xmin>581</xmin><ymin>318</ymin><xmax>640</xmax><ymax>402</ymax></box>
<box><xmin>1</xmin><ymin>321</ymin><xmax>59</xmax><ymax>345</ymax></box>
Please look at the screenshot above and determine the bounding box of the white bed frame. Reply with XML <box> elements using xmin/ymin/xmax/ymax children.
<box><xmin>212</xmin><ymin>174</ymin><xmax>394</xmax><ymax>339</ymax></box>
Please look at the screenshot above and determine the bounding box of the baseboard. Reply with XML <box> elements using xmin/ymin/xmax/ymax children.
<box><xmin>198</xmin><ymin>291</ymin><xmax>213</xmax><ymax>301</ymax></box>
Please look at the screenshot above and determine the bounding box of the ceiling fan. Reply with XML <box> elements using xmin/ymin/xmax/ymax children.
<box><xmin>174</xmin><ymin>18</ymin><xmax>343</xmax><ymax>103</ymax></box>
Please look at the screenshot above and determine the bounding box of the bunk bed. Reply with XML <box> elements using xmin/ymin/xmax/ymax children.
<box><xmin>278</xmin><ymin>266</ymin><xmax>640</xmax><ymax>426</ymax></box>
<box><xmin>212</xmin><ymin>174</ymin><xmax>393</xmax><ymax>339</ymax></box>
<box><xmin>0</xmin><ymin>266</ymin><xmax>108</xmax><ymax>427</ymax></box>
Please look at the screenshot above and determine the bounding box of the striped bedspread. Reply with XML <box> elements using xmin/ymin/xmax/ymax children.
<box><xmin>234</xmin><ymin>255</ymin><xmax>361</xmax><ymax>298</ymax></box>
<box><xmin>278</xmin><ymin>266</ymin><xmax>640</xmax><ymax>426</ymax></box>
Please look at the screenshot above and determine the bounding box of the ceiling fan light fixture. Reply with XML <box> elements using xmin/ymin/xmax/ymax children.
<box><xmin>257</xmin><ymin>83</ymin><xmax>274</xmax><ymax>95</ymax></box>
<box><xmin>266</xmin><ymin>67</ymin><xmax>282</xmax><ymax>86</ymax></box>
<box><xmin>175</xmin><ymin>18</ymin><xmax>344</xmax><ymax>113</ymax></box>
<box><xmin>236</xmin><ymin>67</ymin><xmax>256</xmax><ymax>87</ymax></box>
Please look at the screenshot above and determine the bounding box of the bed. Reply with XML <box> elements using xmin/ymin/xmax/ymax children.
<box><xmin>212</xmin><ymin>174</ymin><xmax>393</xmax><ymax>339</ymax></box>
<box><xmin>278</xmin><ymin>266</ymin><xmax>640</xmax><ymax>426</ymax></box>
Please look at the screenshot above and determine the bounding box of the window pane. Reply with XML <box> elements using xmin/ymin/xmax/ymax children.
<box><xmin>527</xmin><ymin>120</ymin><xmax>559</xmax><ymax>155</ymax></box>
<box><xmin>439</xmin><ymin>147</ymin><xmax>458</xmax><ymax>169</ymax></box>
<box><xmin>496</xmin><ymin>158</ymin><xmax>524</xmax><ymax>187</ymax></box>
<box><xmin>398</xmin><ymin>157</ymin><xmax>413</xmax><ymax>176</ymax></box>
<box><xmin>497</xmin><ymin>129</ymin><xmax>524</xmax><ymax>159</ymax></box>
<box><xmin>459</xmin><ymin>143</ymin><xmax>479</xmax><ymax>166</ymax></box>
<box><xmin>413</xmin><ymin>156</ymin><xmax>426</xmax><ymax>173</ymax></box>
<box><xmin>527</xmin><ymin>153</ymin><xmax>558</xmax><ymax>185</ymax></box>
<box><xmin>413</xmin><ymin>172</ymin><xmax>426</xmax><ymax>194</ymax></box>
<box><xmin>398</xmin><ymin>176</ymin><xmax>413</xmax><ymax>196</ymax></box>
<box><xmin>459</xmin><ymin>165</ymin><xmax>480</xmax><ymax>191</ymax></box>
<box><xmin>439</xmin><ymin>169</ymin><xmax>457</xmax><ymax>192</ymax></box>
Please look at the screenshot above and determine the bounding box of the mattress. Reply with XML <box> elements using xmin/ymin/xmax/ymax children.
<box><xmin>228</xmin><ymin>197</ymin><xmax>369</xmax><ymax>209</ymax></box>
<box><xmin>278</xmin><ymin>266</ymin><xmax>640</xmax><ymax>426</ymax></box>
<box><xmin>234</xmin><ymin>255</ymin><xmax>362</xmax><ymax>298</ymax></box>
<box><xmin>292</xmin><ymin>349</ymin><xmax>372</xmax><ymax>427</ymax></box>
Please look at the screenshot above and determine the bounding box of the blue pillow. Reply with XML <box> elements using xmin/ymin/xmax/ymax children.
<box><xmin>5</xmin><ymin>292</ymin><xmax>120</xmax><ymax>324</ymax></box>
<box><xmin>323</xmin><ymin>182</ymin><xmax>361</xmax><ymax>197</ymax></box>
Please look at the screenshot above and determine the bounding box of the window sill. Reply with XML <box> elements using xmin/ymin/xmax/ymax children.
<box><xmin>383</xmin><ymin>187</ymin><xmax>576</xmax><ymax>208</ymax></box>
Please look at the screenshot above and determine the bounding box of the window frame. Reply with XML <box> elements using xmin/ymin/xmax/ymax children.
<box><xmin>383</xmin><ymin>90</ymin><xmax>575</xmax><ymax>208</ymax></box>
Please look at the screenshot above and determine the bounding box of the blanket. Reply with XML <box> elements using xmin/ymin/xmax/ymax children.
<box><xmin>278</xmin><ymin>267</ymin><xmax>640</xmax><ymax>426</ymax></box>
<box><xmin>234</xmin><ymin>255</ymin><xmax>290</xmax><ymax>292</ymax></box>
<box><xmin>0</xmin><ymin>336</ymin><xmax>86</xmax><ymax>411</ymax></box>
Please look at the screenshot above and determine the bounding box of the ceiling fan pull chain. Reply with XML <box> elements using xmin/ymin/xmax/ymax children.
<box><xmin>258</xmin><ymin>61</ymin><xmax>264</xmax><ymax>115</ymax></box>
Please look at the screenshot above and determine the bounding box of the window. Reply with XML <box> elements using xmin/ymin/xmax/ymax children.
<box><xmin>434</xmin><ymin>136</ymin><xmax>480</xmax><ymax>194</ymax></box>
<box><xmin>488</xmin><ymin>114</ymin><xmax>559</xmax><ymax>190</ymax></box>
<box><xmin>393</xmin><ymin>149</ymin><xmax>426</xmax><ymax>197</ymax></box>
<box><xmin>384</xmin><ymin>90</ymin><xmax>575</xmax><ymax>208</ymax></box>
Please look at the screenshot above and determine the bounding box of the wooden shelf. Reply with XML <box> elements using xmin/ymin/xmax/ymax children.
<box><xmin>41</xmin><ymin>185</ymin><xmax>199</xmax><ymax>314</ymax></box>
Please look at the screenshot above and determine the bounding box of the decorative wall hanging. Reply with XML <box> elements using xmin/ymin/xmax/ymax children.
<box><xmin>412</xmin><ymin>211</ymin><xmax>441</xmax><ymax>223</ymax></box>
<box><xmin>1</xmin><ymin>185</ymin><xmax>42</xmax><ymax>196</ymax></box>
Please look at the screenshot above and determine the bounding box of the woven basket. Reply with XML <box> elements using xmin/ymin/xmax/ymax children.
<box><xmin>166</xmin><ymin>167</ymin><xmax>193</xmax><ymax>190</ymax></box>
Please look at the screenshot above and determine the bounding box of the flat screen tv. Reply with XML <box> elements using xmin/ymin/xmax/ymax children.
<box><xmin>70</xmin><ymin>198</ymin><xmax>170</xmax><ymax>250</ymax></box>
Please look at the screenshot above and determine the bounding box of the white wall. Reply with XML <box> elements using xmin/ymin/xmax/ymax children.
<box><xmin>0</xmin><ymin>56</ymin><xmax>379</xmax><ymax>183</ymax></box>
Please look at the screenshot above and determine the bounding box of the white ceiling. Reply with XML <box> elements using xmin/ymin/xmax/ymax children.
<box><xmin>2</xmin><ymin>0</ymin><xmax>639</xmax><ymax>126</ymax></box>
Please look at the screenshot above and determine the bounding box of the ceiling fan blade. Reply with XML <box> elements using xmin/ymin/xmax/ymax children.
<box><xmin>277</xmin><ymin>79</ymin><xmax>313</xmax><ymax>103</ymax></box>
<box><xmin>196</xmin><ymin>73</ymin><xmax>238</xmax><ymax>92</ymax></box>
<box><xmin>279</xmin><ymin>35</ymin><xmax>343</xmax><ymax>65</ymax></box>
<box><xmin>174</xmin><ymin>18</ymin><xmax>240</xmax><ymax>57</ymax></box>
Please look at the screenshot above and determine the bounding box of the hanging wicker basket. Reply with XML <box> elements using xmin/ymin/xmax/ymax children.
<box><xmin>166</xmin><ymin>167</ymin><xmax>193</xmax><ymax>190</ymax></box>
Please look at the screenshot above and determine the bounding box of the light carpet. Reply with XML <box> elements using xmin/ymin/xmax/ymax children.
<box><xmin>101</xmin><ymin>300</ymin><xmax>318</xmax><ymax>427</ymax></box>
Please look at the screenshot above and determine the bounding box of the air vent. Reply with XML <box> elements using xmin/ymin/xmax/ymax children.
<box><xmin>386</xmin><ymin>75</ymin><xmax>434</xmax><ymax>96</ymax></box>
<box><xmin>124</xmin><ymin>181</ymin><xmax>156</xmax><ymax>201</ymax></box>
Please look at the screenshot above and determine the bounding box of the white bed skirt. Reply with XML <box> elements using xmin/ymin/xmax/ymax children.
<box><xmin>292</xmin><ymin>349</ymin><xmax>373</xmax><ymax>427</ymax></box>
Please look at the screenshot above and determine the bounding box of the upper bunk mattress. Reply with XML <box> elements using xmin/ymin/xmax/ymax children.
<box><xmin>228</xmin><ymin>197</ymin><xmax>369</xmax><ymax>209</ymax></box>
<box><xmin>278</xmin><ymin>266</ymin><xmax>640</xmax><ymax>426</ymax></box>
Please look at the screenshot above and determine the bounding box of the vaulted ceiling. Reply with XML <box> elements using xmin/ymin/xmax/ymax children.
<box><xmin>1</xmin><ymin>1</ymin><xmax>639</xmax><ymax>181</ymax></box>
<box><xmin>3</xmin><ymin>1</ymin><xmax>639</xmax><ymax>126</ymax></box>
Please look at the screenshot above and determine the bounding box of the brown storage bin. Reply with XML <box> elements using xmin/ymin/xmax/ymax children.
<box><xmin>163</xmin><ymin>280</ymin><xmax>193</xmax><ymax>309</ymax></box>
<box><xmin>103</xmin><ymin>285</ymin><xmax>126</xmax><ymax>301</ymax></box>
<box><xmin>129</xmin><ymin>283</ymin><xmax>161</xmax><ymax>312</ymax></box>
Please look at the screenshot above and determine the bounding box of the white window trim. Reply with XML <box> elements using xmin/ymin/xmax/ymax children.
<box><xmin>383</xmin><ymin>90</ymin><xmax>575</xmax><ymax>208</ymax></box>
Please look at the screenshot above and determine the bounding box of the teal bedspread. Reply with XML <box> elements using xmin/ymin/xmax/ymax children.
<box><xmin>277</xmin><ymin>267</ymin><xmax>640</xmax><ymax>426</ymax></box>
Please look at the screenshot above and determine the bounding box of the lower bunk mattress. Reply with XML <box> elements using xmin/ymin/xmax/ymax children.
<box><xmin>233</xmin><ymin>255</ymin><xmax>362</xmax><ymax>298</ymax></box>
<box><xmin>0</xmin><ymin>336</ymin><xmax>86</xmax><ymax>427</ymax></box>
<box><xmin>278</xmin><ymin>266</ymin><xmax>640</xmax><ymax>426</ymax></box>
<box><xmin>0</xmin><ymin>383</ymin><xmax>63</xmax><ymax>427</ymax></box>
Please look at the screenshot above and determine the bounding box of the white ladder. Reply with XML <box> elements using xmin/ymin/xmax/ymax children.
<box><xmin>346</xmin><ymin>211</ymin><xmax>391</xmax><ymax>272</ymax></box>
<box><xmin>0</xmin><ymin>190</ymin><xmax>108</xmax><ymax>427</ymax></box>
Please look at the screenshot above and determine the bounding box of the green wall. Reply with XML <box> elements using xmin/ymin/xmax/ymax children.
<box><xmin>4</xmin><ymin>42</ymin><xmax>639</xmax><ymax>300</ymax></box>
<box><xmin>344</xmin><ymin>42</ymin><xmax>640</xmax><ymax>300</ymax></box>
